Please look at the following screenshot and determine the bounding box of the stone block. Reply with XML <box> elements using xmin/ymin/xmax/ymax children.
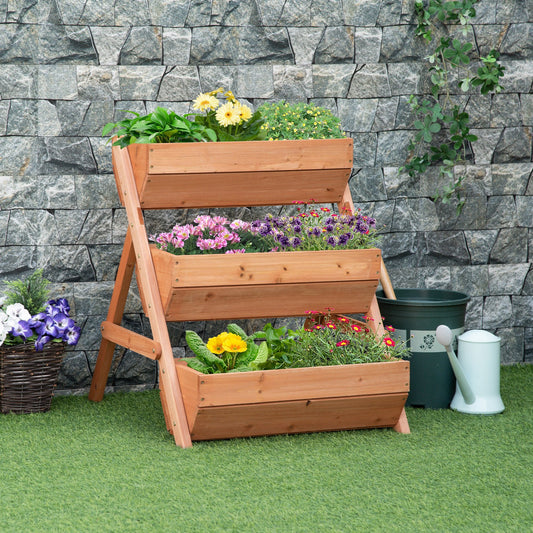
<box><xmin>0</xmin><ymin>23</ymin><xmax>37</xmax><ymax>63</ymax></box>
<box><xmin>470</xmin><ymin>128</ymin><xmax>502</xmax><ymax>165</ymax></box>
<box><xmin>517</xmin><ymin>197</ymin><xmax>533</xmax><ymax>228</ymax></box>
<box><xmin>87</xmin><ymin>244</ymin><xmax>122</xmax><ymax>281</ymax></box>
<box><xmin>77</xmin><ymin>66</ymin><xmax>120</xmax><ymax>100</ymax></box>
<box><xmin>0</xmin><ymin>209</ymin><xmax>8</xmax><ymax>245</ymax></box>
<box><xmin>38</xmin><ymin>100</ymin><xmax>61</xmax><ymax>136</ymax></box>
<box><xmin>91</xmin><ymin>27</ymin><xmax>129</xmax><ymax>65</ymax></box>
<box><xmin>276</xmin><ymin>0</ymin><xmax>312</xmax><ymax>25</ymax></box>
<box><xmin>157</xmin><ymin>65</ymin><xmax>201</xmax><ymax>100</ymax></box>
<box><xmin>38</xmin><ymin>24</ymin><xmax>97</xmax><ymax>64</ymax></box>
<box><xmin>379</xmin><ymin>232</ymin><xmax>418</xmax><ymax>268</ymax></box>
<box><xmin>499</xmin><ymin>60</ymin><xmax>533</xmax><ymax>93</ymax></box>
<box><xmin>512</xmin><ymin>296</ymin><xmax>533</xmax><ymax>327</ymax></box>
<box><xmin>119</xmin><ymin>26</ymin><xmax>163</xmax><ymax>65</ymax></box>
<box><xmin>491</xmin><ymin>163</ymin><xmax>533</xmax><ymax>195</ymax></box>
<box><xmin>310</xmin><ymin>0</ymin><xmax>344</xmax><ymax>25</ymax></box>
<box><xmin>373</xmin><ymin>96</ymin><xmax>399</xmax><ymax>131</ymax></box>
<box><xmin>39</xmin><ymin>137</ymin><xmax>97</xmax><ymax>174</ymax></box>
<box><xmin>486</xmin><ymin>196</ymin><xmax>517</xmax><ymax>229</ymax></box>
<box><xmin>338</xmin><ymin>98</ymin><xmax>378</xmax><ymax>133</ymax></box>
<box><xmin>191</xmin><ymin>26</ymin><xmax>293</xmax><ymax>64</ymax></box>
<box><xmin>424</xmin><ymin>231</ymin><xmax>470</xmax><ymax>266</ymax></box>
<box><xmin>0</xmin><ymin>137</ymin><xmax>42</xmax><ymax>175</ymax></box>
<box><xmin>490</xmin><ymin>228</ymin><xmax>529</xmax><ymax>264</ymax></box>
<box><xmin>483</xmin><ymin>295</ymin><xmax>513</xmax><ymax>329</ymax></box>
<box><xmin>287</xmin><ymin>27</ymin><xmax>322</xmax><ymax>65</ymax></box>
<box><xmin>492</xmin><ymin>126</ymin><xmax>532</xmax><ymax>163</ymax></box>
<box><xmin>351</xmin><ymin>132</ymin><xmax>377</xmax><ymax>167</ymax></box>
<box><xmin>0</xmin><ymin>100</ymin><xmax>8</xmax><ymax>133</ymax></box>
<box><xmin>436</xmin><ymin>196</ymin><xmax>488</xmax><ymax>231</ymax></box>
<box><xmin>78</xmin><ymin>0</ymin><xmax>115</xmax><ymax>24</ymax></box>
<box><xmin>90</xmin><ymin>137</ymin><xmax>114</xmax><ymax>175</ymax></box>
<box><xmin>163</xmin><ymin>28</ymin><xmax>192</xmax><ymax>65</ymax></box>
<box><xmin>526</xmin><ymin>328</ymin><xmax>533</xmax><ymax>363</ymax></box>
<box><xmin>392</xmin><ymin>198</ymin><xmax>440</xmax><ymax>232</ymax></box>
<box><xmin>273</xmin><ymin>66</ymin><xmax>312</xmax><ymax>100</ymax></box>
<box><xmin>211</xmin><ymin>0</ymin><xmax>262</xmax><ymax>26</ymax></box>
<box><xmin>355</xmin><ymin>27</ymin><xmax>382</xmax><ymax>63</ymax></box>
<box><xmin>381</xmin><ymin>25</ymin><xmax>431</xmax><ymax>62</ymax></box>
<box><xmin>501</xmin><ymin>23</ymin><xmax>533</xmax><ymax>59</ymax></box>
<box><xmin>375</xmin><ymin>130</ymin><xmax>411</xmax><ymax>166</ymax></box>
<box><xmin>312</xmin><ymin>64</ymin><xmax>355</xmax><ymax>97</ymax></box>
<box><xmin>348</xmin><ymin>167</ymin><xmax>387</xmax><ymax>202</ymax></box>
<box><xmin>388</xmin><ymin>63</ymin><xmax>423</xmax><ymax>95</ymax></box>
<box><xmin>6</xmin><ymin>99</ymin><xmax>37</xmax><ymax>135</ymax></box>
<box><xmin>522</xmin><ymin>94</ymin><xmax>533</xmax><ymax>126</ymax></box>
<box><xmin>0</xmin><ymin>65</ymin><xmax>36</xmax><ymax>98</ymax></box>
<box><xmin>348</xmin><ymin>64</ymin><xmax>391</xmax><ymax>98</ymax></box>
<box><xmin>314</xmin><ymin>26</ymin><xmax>355</xmax><ymax>64</ymax></box>
<box><xmin>114</xmin><ymin>350</ymin><xmax>157</xmax><ymax>386</ymax></box>
<box><xmin>449</xmin><ymin>266</ymin><xmax>489</xmax><ymax>297</ymax></box>
<box><xmin>343</xmin><ymin>0</ymin><xmax>380</xmax><ymax>26</ymax></box>
<box><xmin>58</xmin><ymin>351</ymin><xmax>92</xmax><ymax>389</ymax></box>
<box><xmin>38</xmin><ymin>245</ymin><xmax>95</xmax><ymax>282</ymax></box>
<box><xmin>0</xmin><ymin>246</ymin><xmax>36</xmax><ymax>279</ymax></box>
<box><xmin>490</xmin><ymin>94</ymin><xmax>523</xmax><ymax>127</ymax></box>
<box><xmin>496</xmin><ymin>328</ymin><xmax>525</xmax><ymax>364</ymax></box>
<box><xmin>464</xmin><ymin>230</ymin><xmax>499</xmax><ymax>265</ymax></box>
<box><xmin>119</xmin><ymin>66</ymin><xmax>165</xmax><ymax>100</ymax></box>
<box><xmin>114</xmin><ymin>1</ymin><xmax>151</xmax><ymax>25</ymax></box>
<box><xmin>489</xmin><ymin>264</ymin><xmax>531</xmax><ymax>295</ymax></box>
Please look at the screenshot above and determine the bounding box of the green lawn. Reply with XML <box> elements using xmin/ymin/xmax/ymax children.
<box><xmin>1</xmin><ymin>364</ymin><xmax>531</xmax><ymax>533</ymax></box>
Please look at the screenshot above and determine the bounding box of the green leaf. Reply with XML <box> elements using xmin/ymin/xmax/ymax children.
<box><xmin>250</xmin><ymin>342</ymin><xmax>269</xmax><ymax>370</ymax></box>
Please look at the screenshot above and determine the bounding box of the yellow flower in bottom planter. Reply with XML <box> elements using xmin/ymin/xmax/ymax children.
<box><xmin>222</xmin><ymin>333</ymin><xmax>247</xmax><ymax>353</ymax></box>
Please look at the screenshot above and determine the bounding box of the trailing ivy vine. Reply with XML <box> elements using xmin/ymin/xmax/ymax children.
<box><xmin>402</xmin><ymin>0</ymin><xmax>505</xmax><ymax>212</ymax></box>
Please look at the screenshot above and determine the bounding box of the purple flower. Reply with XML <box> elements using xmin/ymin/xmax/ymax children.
<box><xmin>290</xmin><ymin>237</ymin><xmax>302</xmax><ymax>248</ymax></box>
<box><xmin>308</xmin><ymin>226</ymin><xmax>321</xmax><ymax>237</ymax></box>
<box><xmin>35</xmin><ymin>335</ymin><xmax>51</xmax><ymax>351</ymax></box>
<box><xmin>64</xmin><ymin>326</ymin><xmax>81</xmax><ymax>346</ymax></box>
<box><xmin>42</xmin><ymin>316</ymin><xmax>59</xmax><ymax>337</ymax></box>
<box><xmin>276</xmin><ymin>235</ymin><xmax>290</xmax><ymax>247</ymax></box>
<box><xmin>325</xmin><ymin>224</ymin><xmax>335</xmax><ymax>233</ymax></box>
<box><xmin>326</xmin><ymin>236</ymin><xmax>338</xmax><ymax>247</ymax></box>
<box><xmin>10</xmin><ymin>320</ymin><xmax>33</xmax><ymax>340</ymax></box>
<box><xmin>259</xmin><ymin>223</ymin><xmax>272</xmax><ymax>236</ymax></box>
<box><xmin>53</xmin><ymin>313</ymin><xmax>75</xmax><ymax>332</ymax></box>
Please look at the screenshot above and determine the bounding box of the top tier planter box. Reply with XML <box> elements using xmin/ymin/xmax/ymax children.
<box><xmin>122</xmin><ymin>138</ymin><xmax>354</xmax><ymax>209</ymax></box>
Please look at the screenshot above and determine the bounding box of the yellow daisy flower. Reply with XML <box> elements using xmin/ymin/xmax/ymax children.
<box><xmin>216</xmin><ymin>102</ymin><xmax>241</xmax><ymax>127</ymax></box>
<box><xmin>206</xmin><ymin>333</ymin><xmax>227</xmax><ymax>354</ymax></box>
<box><xmin>236</xmin><ymin>103</ymin><xmax>252</xmax><ymax>122</ymax></box>
<box><xmin>193</xmin><ymin>93</ymin><xmax>219</xmax><ymax>111</ymax></box>
<box><xmin>224</xmin><ymin>90</ymin><xmax>237</xmax><ymax>103</ymax></box>
<box><xmin>208</xmin><ymin>86</ymin><xmax>224</xmax><ymax>96</ymax></box>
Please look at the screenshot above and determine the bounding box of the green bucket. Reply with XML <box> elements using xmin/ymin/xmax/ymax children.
<box><xmin>376</xmin><ymin>288</ymin><xmax>470</xmax><ymax>409</ymax></box>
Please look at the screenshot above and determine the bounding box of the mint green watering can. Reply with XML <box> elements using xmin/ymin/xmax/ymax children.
<box><xmin>436</xmin><ymin>325</ymin><xmax>504</xmax><ymax>415</ymax></box>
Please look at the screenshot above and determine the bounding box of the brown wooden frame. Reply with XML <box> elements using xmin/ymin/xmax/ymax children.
<box><xmin>89</xmin><ymin>139</ymin><xmax>408</xmax><ymax>447</ymax></box>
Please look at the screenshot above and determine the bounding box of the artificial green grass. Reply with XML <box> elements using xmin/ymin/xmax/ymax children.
<box><xmin>0</xmin><ymin>365</ymin><xmax>531</xmax><ymax>533</ymax></box>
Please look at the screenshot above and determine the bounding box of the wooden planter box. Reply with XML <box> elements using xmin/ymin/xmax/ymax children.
<box><xmin>150</xmin><ymin>246</ymin><xmax>382</xmax><ymax>321</ymax></box>
<box><xmin>175</xmin><ymin>360</ymin><xmax>410</xmax><ymax>440</ymax></box>
<box><xmin>122</xmin><ymin>138</ymin><xmax>353</xmax><ymax>209</ymax></box>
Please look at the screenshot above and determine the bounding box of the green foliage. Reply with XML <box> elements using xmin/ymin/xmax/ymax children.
<box><xmin>185</xmin><ymin>327</ymin><xmax>270</xmax><ymax>374</ymax></box>
<box><xmin>258</xmin><ymin>101</ymin><xmax>346</xmax><ymax>140</ymax></box>
<box><xmin>404</xmin><ymin>0</ymin><xmax>505</xmax><ymax>212</ymax></box>
<box><xmin>2</xmin><ymin>269</ymin><xmax>50</xmax><ymax>315</ymax></box>
<box><xmin>102</xmin><ymin>107</ymin><xmax>217</xmax><ymax>147</ymax></box>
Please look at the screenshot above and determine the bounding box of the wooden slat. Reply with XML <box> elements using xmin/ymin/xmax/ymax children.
<box><xmin>143</xmin><ymin>138</ymin><xmax>353</xmax><ymax>174</ymax></box>
<box><xmin>139</xmin><ymin>169</ymin><xmax>350</xmax><ymax>209</ymax></box>
<box><xmin>187</xmin><ymin>393</ymin><xmax>408</xmax><ymax>440</ymax></box>
<box><xmin>163</xmin><ymin>280</ymin><xmax>380</xmax><ymax>321</ymax></box>
<box><xmin>175</xmin><ymin>360</ymin><xmax>409</xmax><ymax>407</ymax></box>
<box><xmin>151</xmin><ymin>248</ymin><xmax>381</xmax><ymax>288</ymax></box>
<box><xmin>100</xmin><ymin>321</ymin><xmax>162</xmax><ymax>360</ymax></box>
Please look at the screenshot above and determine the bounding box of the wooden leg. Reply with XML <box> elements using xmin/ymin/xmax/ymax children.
<box><xmin>393</xmin><ymin>407</ymin><xmax>410</xmax><ymax>434</ymax></box>
<box><xmin>89</xmin><ymin>230</ymin><xmax>136</xmax><ymax>402</ymax></box>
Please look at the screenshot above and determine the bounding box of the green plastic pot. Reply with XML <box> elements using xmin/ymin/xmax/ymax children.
<box><xmin>377</xmin><ymin>288</ymin><xmax>470</xmax><ymax>409</ymax></box>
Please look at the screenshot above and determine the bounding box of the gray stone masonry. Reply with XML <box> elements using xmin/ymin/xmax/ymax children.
<box><xmin>0</xmin><ymin>0</ymin><xmax>532</xmax><ymax>391</ymax></box>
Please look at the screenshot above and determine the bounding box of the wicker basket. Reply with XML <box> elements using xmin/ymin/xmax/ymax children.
<box><xmin>0</xmin><ymin>342</ymin><xmax>65</xmax><ymax>414</ymax></box>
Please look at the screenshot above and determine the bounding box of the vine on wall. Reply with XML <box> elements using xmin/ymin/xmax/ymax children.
<box><xmin>402</xmin><ymin>0</ymin><xmax>505</xmax><ymax>212</ymax></box>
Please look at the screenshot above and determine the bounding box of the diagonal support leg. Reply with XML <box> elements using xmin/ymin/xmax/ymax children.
<box><xmin>89</xmin><ymin>229</ymin><xmax>136</xmax><ymax>402</ymax></box>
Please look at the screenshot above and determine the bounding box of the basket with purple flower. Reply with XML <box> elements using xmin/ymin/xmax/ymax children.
<box><xmin>0</xmin><ymin>270</ymin><xmax>80</xmax><ymax>414</ymax></box>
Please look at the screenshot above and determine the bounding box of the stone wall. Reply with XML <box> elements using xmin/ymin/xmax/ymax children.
<box><xmin>0</xmin><ymin>0</ymin><xmax>531</xmax><ymax>392</ymax></box>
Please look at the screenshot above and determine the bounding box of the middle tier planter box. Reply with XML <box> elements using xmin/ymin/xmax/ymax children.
<box><xmin>175</xmin><ymin>359</ymin><xmax>410</xmax><ymax>440</ymax></box>
<box><xmin>150</xmin><ymin>246</ymin><xmax>383</xmax><ymax>321</ymax></box>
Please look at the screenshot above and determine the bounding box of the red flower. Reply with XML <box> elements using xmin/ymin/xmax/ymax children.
<box><xmin>326</xmin><ymin>322</ymin><xmax>337</xmax><ymax>330</ymax></box>
<box><xmin>383</xmin><ymin>337</ymin><xmax>396</xmax><ymax>347</ymax></box>
<box><xmin>336</xmin><ymin>339</ymin><xmax>350</xmax><ymax>347</ymax></box>
<box><xmin>385</xmin><ymin>325</ymin><xmax>395</xmax><ymax>332</ymax></box>
<box><xmin>351</xmin><ymin>324</ymin><xmax>362</xmax><ymax>333</ymax></box>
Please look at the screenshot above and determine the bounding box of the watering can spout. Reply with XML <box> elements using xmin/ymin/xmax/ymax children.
<box><xmin>435</xmin><ymin>325</ymin><xmax>476</xmax><ymax>405</ymax></box>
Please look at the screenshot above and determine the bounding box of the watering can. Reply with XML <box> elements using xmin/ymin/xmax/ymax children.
<box><xmin>435</xmin><ymin>325</ymin><xmax>505</xmax><ymax>414</ymax></box>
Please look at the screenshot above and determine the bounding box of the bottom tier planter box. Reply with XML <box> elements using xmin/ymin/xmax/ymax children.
<box><xmin>175</xmin><ymin>360</ymin><xmax>410</xmax><ymax>441</ymax></box>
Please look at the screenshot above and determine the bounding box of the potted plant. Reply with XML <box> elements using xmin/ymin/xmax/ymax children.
<box><xmin>175</xmin><ymin>312</ymin><xmax>410</xmax><ymax>440</ymax></box>
<box><xmin>0</xmin><ymin>270</ymin><xmax>80</xmax><ymax>414</ymax></box>
<box><xmin>102</xmin><ymin>88</ymin><xmax>354</xmax><ymax>209</ymax></box>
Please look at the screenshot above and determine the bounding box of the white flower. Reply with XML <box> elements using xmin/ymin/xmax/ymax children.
<box><xmin>0</xmin><ymin>328</ymin><xmax>6</xmax><ymax>347</ymax></box>
<box><xmin>6</xmin><ymin>303</ymin><xmax>31</xmax><ymax>322</ymax></box>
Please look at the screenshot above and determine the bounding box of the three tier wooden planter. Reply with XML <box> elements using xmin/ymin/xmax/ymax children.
<box><xmin>89</xmin><ymin>137</ymin><xmax>411</xmax><ymax>448</ymax></box>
